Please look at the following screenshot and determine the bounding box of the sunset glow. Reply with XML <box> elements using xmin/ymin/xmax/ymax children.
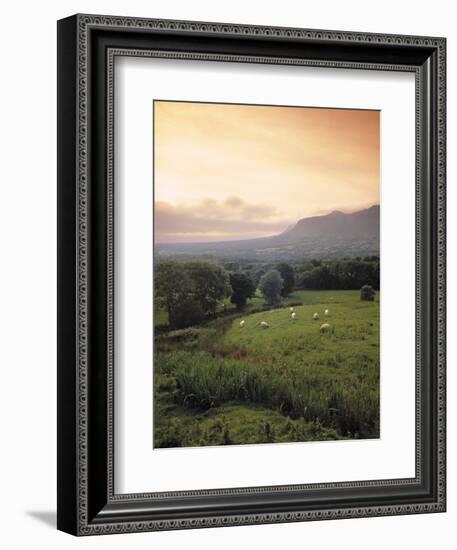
<box><xmin>154</xmin><ymin>101</ymin><xmax>380</xmax><ymax>243</ymax></box>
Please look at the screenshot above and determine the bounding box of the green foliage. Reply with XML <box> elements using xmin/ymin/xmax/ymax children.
<box><xmin>154</xmin><ymin>290</ymin><xmax>380</xmax><ymax>446</ymax></box>
<box><xmin>170</xmin><ymin>297</ymin><xmax>205</xmax><ymax>329</ymax></box>
<box><xmin>259</xmin><ymin>269</ymin><xmax>284</xmax><ymax>305</ymax></box>
<box><xmin>360</xmin><ymin>284</ymin><xmax>376</xmax><ymax>301</ymax></box>
<box><xmin>153</xmin><ymin>403</ymin><xmax>343</xmax><ymax>448</ymax></box>
<box><xmin>155</xmin><ymin>261</ymin><xmax>196</xmax><ymax>329</ymax></box>
<box><xmin>297</xmin><ymin>258</ymin><xmax>379</xmax><ymax>291</ymax></box>
<box><xmin>276</xmin><ymin>263</ymin><xmax>295</xmax><ymax>296</ymax></box>
<box><xmin>229</xmin><ymin>272</ymin><xmax>256</xmax><ymax>309</ymax></box>
<box><xmin>186</xmin><ymin>261</ymin><xmax>231</xmax><ymax>315</ymax></box>
<box><xmin>252</xmin><ymin>267</ymin><xmax>266</xmax><ymax>286</ymax></box>
<box><xmin>155</xmin><ymin>260</ymin><xmax>231</xmax><ymax>328</ymax></box>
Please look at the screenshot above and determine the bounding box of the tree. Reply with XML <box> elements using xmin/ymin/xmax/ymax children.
<box><xmin>186</xmin><ymin>261</ymin><xmax>231</xmax><ymax>315</ymax></box>
<box><xmin>251</xmin><ymin>267</ymin><xmax>266</xmax><ymax>287</ymax></box>
<box><xmin>155</xmin><ymin>260</ymin><xmax>231</xmax><ymax>328</ymax></box>
<box><xmin>229</xmin><ymin>272</ymin><xmax>256</xmax><ymax>309</ymax></box>
<box><xmin>259</xmin><ymin>269</ymin><xmax>284</xmax><ymax>305</ymax></box>
<box><xmin>295</xmin><ymin>258</ymin><xmax>380</xmax><ymax>291</ymax></box>
<box><xmin>360</xmin><ymin>284</ymin><xmax>376</xmax><ymax>301</ymax></box>
<box><xmin>317</xmin><ymin>265</ymin><xmax>334</xmax><ymax>290</ymax></box>
<box><xmin>299</xmin><ymin>266</ymin><xmax>331</xmax><ymax>290</ymax></box>
<box><xmin>155</xmin><ymin>261</ymin><xmax>197</xmax><ymax>329</ymax></box>
<box><xmin>276</xmin><ymin>263</ymin><xmax>295</xmax><ymax>296</ymax></box>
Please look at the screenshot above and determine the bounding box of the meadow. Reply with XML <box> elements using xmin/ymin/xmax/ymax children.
<box><xmin>154</xmin><ymin>290</ymin><xmax>380</xmax><ymax>448</ymax></box>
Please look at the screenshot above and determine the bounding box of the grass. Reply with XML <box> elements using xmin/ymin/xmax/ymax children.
<box><xmin>155</xmin><ymin>288</ymin><xmax>304</xmax><ymax>328</ymax></box>
<box><xmin>154</xmin><ymin>402</ymin><xmax>344</xmax><ymax>447</ymax></box>
<box><xmin>154</xmin><ymin>290</ymin><xmax>380</xmax><ymax>448</ymax></box>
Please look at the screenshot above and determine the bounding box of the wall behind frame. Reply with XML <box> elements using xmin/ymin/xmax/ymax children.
<box><xmin>0</xmin><ymin>0</ymin><xmax>454</xmax><ymax>549</ymax></box>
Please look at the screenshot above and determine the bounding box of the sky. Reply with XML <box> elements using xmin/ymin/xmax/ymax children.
<box><xmin>154</xmin><ymin>101</ymin><xmax>380</xmax><ymax>243</ymax></box>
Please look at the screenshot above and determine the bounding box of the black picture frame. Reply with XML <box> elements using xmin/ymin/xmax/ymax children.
<box><xmin>57</xmin><ymin>14</ymin><xmax>446</xmax><ymax>536</ymax></box>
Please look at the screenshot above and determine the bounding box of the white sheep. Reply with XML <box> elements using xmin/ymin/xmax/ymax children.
<box><xmin>324</xmin><ymin>309</ymin><xmax>329</xmax><ymax>316</ymax></box>
<box><xmin>320</xmin><ymin>323</ymin><xmax>332</xmax><ymax>333</ymax></box>
<box><xmin>239</xmin><ymin>320</ymin><xmax>245</xmax><ymax>328</ymax></box>
<box><xmin>291</xmin><ymin>312</ymin><xmax>297</xmax><ymax>320</ymax></box>
<box><xmin>313</xmin><ymin>312</ymin><xmax>319</xmax><ymax>320</ymax></box>
<box><xmin>260</xmin><ymin>320</ymin><xmax>270</xmax><ymax>328</ymax></box>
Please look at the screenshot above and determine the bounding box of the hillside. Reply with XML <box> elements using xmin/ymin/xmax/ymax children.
<box><xmin>281</xmin><ymin>205</ymin><xmax>379</xmax><ymax>241</ymax></box>
<box><xmin>156</xmin><ymin>205</ymin><xmax>380</xmax><ymax>261</ymax></box>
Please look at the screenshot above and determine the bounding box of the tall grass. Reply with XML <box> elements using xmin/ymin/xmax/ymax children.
<box><xmin>154</xmin><ymin>290</ymin><xmax>380</xmax><ymax>443</ymax></box>
<box><xmin>156</xmin><ymin>348</ymin><xmax>379</xmax><ymax>438</ymax></box>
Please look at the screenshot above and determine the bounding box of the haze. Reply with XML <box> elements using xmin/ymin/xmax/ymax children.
<box><xmin>154</xmin><ymin>101</ymin><xmax>380</xmax><ymax>243</ymax></box>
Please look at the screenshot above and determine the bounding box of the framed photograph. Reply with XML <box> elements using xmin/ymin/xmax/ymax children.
<box><xmin>57</xmin><ymin>14</ymin><xmax>446</xmax><ymax>535</ymax></box>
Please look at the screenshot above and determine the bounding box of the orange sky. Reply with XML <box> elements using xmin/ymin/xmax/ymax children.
<box><xmin>154</xmin><ymin>101</ymin><xmax>380</xmax><ymax>243</ymax></box>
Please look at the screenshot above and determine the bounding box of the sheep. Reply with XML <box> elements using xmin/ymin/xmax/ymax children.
<box><xmin>313</xmin><ymin>312</ymin><xmax>319</xmax><ymax>321</ymax></box>
<box><xmin>291</xmin><ymin>312</ymin><xmax>297</xmax><ymax>320</ymax></box>
<box><xmin>260</xmin><ymin>320</ymin><xmax>270</xmax><ymax>328</ymax></box>
<box><xmin>324</xmin><ymin>309</ymin><xmax>329</xmax><ymax>316</ymax></box>
<box><xmin>320</xmin><ymin>323</ymin><xmax>332</xmax><ymax>333</ymax></box>
<box><xmin>239</xmin><ymin>320</ymin><xmax>245</xmax><ymax>328</ymax></box>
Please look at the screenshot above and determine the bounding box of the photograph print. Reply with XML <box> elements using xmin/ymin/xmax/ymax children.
<box><xmin>153</xmin><ymin>100</ymin><xmax>380</xmax><ymax>449</ymax></box>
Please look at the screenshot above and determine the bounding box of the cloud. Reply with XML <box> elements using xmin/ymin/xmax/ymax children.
<box><xmin>155</xmin><ymin>197</ymin><xmax>291</xmax><ymax>243</ymax></box>
<box><xmin>153</xmin><ymin>102</ymin><xmax>380</xmax><ymax>241</ymax></box>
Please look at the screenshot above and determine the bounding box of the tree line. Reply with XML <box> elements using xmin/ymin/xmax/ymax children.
<box><xmin>155</xmin><ymin>257</ymin><xmax>379</xmax><ymax>330</ymax></box>
<box><xmin>296</xmin><ymin>258</ymin><xmax>379</xmax><ymax>291</ymax></box>
<box><xmin>155</xmin><ymin>260</ymin><xmax>295</xmax><ymax>329</ymax></box>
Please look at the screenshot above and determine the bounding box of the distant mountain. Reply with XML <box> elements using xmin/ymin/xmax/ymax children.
<box><xmin>281</xmin><ymin>205</ymin><xmax>380</xmax><ymax>241</ymax></box>
<box><xmin>156</xmin><ymin>205</ymin><xmax>380</xmax><ymax>261</ymax></box>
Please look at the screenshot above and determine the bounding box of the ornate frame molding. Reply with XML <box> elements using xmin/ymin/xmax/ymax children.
<box><xmin>57</xmin><ymin>14</ymin><xmax>446</xmax><ymax>536</ymax></box>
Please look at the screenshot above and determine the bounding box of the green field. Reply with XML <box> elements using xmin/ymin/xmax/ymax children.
<box><xmin>154</xmin><ymin>290</ymin><xmax>380</xmax><ymax>448</ymax></box>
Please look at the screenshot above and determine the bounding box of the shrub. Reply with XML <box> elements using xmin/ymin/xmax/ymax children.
<box><xmin>169</xmin><ymin>297</ymin><xmax>205</xmax><ymax>329</ymax></box>
<box><xmin>360</xmin><ymin>284</ymin><xmax>375</xmax><ymax>301</ymax></box>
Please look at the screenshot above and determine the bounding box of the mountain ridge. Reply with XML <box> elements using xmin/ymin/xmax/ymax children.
<box><xmin>280</xmin><ymin>204</ymin><xmax>379</xmax><ymax>241</ymax></box>
<box><xmin>157</xmin><ymin>205</ymin><xmax>380</xmax><ymax>261</ymax></box>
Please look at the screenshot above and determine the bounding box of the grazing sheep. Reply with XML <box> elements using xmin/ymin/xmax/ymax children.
<box><xmin>239</xmin><ymin>320</ymin><xmax>245</xmax><ymax>328</ymax></box>
<box><xmin>291</xmin><ymin>312</ymin><xmax>297</xmax><ymax>320</ymax></box>
<box><xmin>289</xmin><ymin>307</ymin><xmax>294</xmax><ymax>313</ymax></box>
<box><xmin>320</xmin><ymin>323</ymin><xmax>332</xmax><ymax>333</ymax></box>
<box><xmin>324</xmin><ymin>309</ymin><xmax>329</xmax><ymax>316</ymax></box>
<box><xmin>313</xmin><ymin>312</ymin><xmax>319</xmax><ymax>320</ymax></box>
<box><xmin>260</xmin><ymin>320</ymin><xmax>270</xmax><ymax>328</ymax></box>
